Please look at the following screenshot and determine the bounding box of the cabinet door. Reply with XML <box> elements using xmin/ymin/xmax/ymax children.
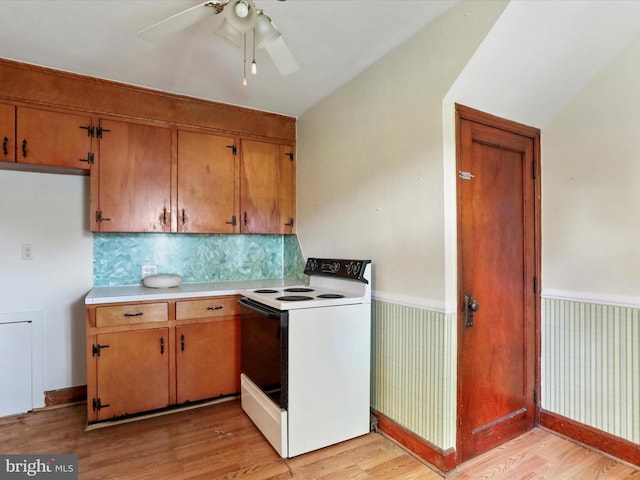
<box><xmin>176</xmin><ymin>319</ymin><xmax>240</xmax><ymax>404</ymax></box>
<box><xmin>94</xmin><ymin>328</ymin><xmax>170</xmax><ymax>420</ymax></box>
<box><xmin>0</xmin><ymin>103</ymin><xmax>15</xmax><ymax>163</ymax></box>
<box><xmin>94</xmin><ymin>119</ymin><xmax>171</xmax><ymax>232</ymax></box>
<box><xmin>16</xmin><ymin>106</ymin><xmax>92</xmax><ymax>170</ymax></box>
<box><xmin>240</xmin><ymin>139</ymin><xmax>296</xmax><ymax>234</ymax></box>
<box><xmin>177</xmin><ymin>130</ymin><xmax>238</xmax><ymax>233</ymax></box>
<box><xmin>280</xmin><ymin>144</ymin><xmax>296</xmax><ymax>234</ymax></box>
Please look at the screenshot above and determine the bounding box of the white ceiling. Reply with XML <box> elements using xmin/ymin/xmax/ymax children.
<box><xmin>448</xmin><ymin>0</ymin><xmax>640</xmax><ymax>127</ymax></box>
<box><xmin>0</xmin><ymin>0</ymin><xmax>457</xmax><ymax>118</ymax></box>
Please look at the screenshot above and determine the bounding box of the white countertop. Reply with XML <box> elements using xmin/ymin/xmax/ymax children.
<box><xmin>85</xmin><ymin>278</ymin><xmax>304</xmax><ymax>305</ymax></box>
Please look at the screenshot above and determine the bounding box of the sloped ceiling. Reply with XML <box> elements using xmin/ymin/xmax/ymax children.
<box><xmin>448</xmin><ymin>0</ymin><xmax>640</xmax><ymax>128</ymax></box>
<box><xmin>0</xmin><ymin>0</ymin><xmax>457</xmax><ymax>117</ymax></box>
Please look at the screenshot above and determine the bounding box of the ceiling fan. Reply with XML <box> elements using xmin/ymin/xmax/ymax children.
<box><xmin>138</xmin><ymin>0</ymin><xmax>299</xmax><ymax>82</ymax></box>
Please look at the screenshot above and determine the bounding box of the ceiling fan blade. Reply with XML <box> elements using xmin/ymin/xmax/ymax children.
<box><xmin>138</xmin><ymin>1</ymin><xmax>222</xmax><ymax>41</ymax></box>
<box><xmin>264</xmin><ymin>36</ymin><xmax>299</xmax><ymax>75</ymax></box>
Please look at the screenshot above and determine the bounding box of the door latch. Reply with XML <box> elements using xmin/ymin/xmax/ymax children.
<box><xmin>464</xmin><ymin>294</ymin><xmax>480</xmax><ymax>327</ymax></box>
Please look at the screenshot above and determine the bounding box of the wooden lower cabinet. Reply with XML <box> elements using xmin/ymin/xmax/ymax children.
<box><xmin>86</xmin><ymin>295</ymin><xmax>241</xmax><ymax>425</ymax></box>
<box><xmin>93</xmin><ymin>328</ymin><xmax>170</xmax><ymax>421</ymax></box>
<box><xmin>176</xmin><ymin>320</ymin><xmax>240</xmax><ymax>404</ymax></box>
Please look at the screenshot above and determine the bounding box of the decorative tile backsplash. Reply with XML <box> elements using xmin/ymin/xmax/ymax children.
<box><xmin>94</xmin><ymin>233</ymin><xmax>306</xmax><ymax>286</ymax></box>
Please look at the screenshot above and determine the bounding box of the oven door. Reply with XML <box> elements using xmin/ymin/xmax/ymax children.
<box><xmin>238</xmin><ymin>297</ymin><xmax>288</xmax><ymax>410</ymax></box>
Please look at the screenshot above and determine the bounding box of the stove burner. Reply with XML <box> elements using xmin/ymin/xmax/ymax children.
<box><xmin>276</xmin><ymin>295</ymin><xmax>314</xmax><ymax>301</ymax></box>
<box><xmin>254</xmin><ymin>289</ymin><xmax>279</xmax><ymax>294</ymax></box>
<box><xmin>317</xmin><ymin>293</ymin><xmax>345</xmax><ymax>299</ymax></box>
<box><xmin>284</xmin><ymin>287</ymin><xmax>314</xmax><ymax>293</ymax></box>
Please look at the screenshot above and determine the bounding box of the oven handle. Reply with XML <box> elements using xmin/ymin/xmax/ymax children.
<box><xmin>238</xmin><ymin>297</ymin><xmax>283</xmax><ymax>318</ymax></box>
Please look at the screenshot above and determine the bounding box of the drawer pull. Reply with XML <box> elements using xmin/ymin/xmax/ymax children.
<box><xmin>181</xmin><ymin>334</ymin><xmax>185</xmax><ymax>352</ymax></box>
<box><xmin>160</xmin><ymin>336</ymin><xmax>165</xmax><ymax>355</ymax></box>
<box><xmin>123</xmin><ymin>312</ymin><xmax>144</xmax><ymax>318</ymax></box>
<box><xmin>206</xmin><ymin>306</ymin><xmax>224</xmax><ymax>311</ymax></box>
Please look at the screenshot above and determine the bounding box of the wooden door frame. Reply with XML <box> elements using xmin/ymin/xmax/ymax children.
<box><xmin>454</xmin><ymin>104</ymin><xmax>542</xmax><ymax>462</ymax></box>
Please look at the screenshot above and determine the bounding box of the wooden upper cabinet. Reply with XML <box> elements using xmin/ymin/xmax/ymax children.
<box><xmin>0</xmin><ymin>103</ymin><xmax>15</xmax><ymax>163</ymax></box>
<box><xmin>280</xmin><ymin>144</ymin><xmax>296</xmax><ymax>234</ymax></box>
<box><xmin>177</xmin><ymin>130</ymin><xmax>238</xmax><ymax>233</ymax></box>
<box><xmin>16</xmin><ymin>106</ymin><xmax>92</xmax><ymax>170</ymax></box>
<box><xmin>93</xmin><ymin>119</ymin><xmax>172</xmax><ymax>232</ymax></box>
<box><xmin>240</xmin><ymin>139</ymin><xmax>296</xmax><ymax>234</ymax></box>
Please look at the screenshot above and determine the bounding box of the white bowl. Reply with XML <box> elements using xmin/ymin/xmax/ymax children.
<box><xmin>143</xmin><ymin>274</ymin><xmax>182</xmax><ymax>288</ymax></box>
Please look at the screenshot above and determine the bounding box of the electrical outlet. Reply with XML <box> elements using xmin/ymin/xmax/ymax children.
<box><xmin>141</xmin><ymin>265</ymin><xmax>157</xmax><ymax>278</ymax></box>
<box><xmin>21</xmin><ymin>244</ymin><xmax>33</xmax><ymax>260</ymax></box>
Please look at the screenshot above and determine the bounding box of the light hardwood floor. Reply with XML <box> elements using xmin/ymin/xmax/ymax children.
<box><xmin>0</xmin><ymin>400</ymin><xmax>638</xmax><ymax>479</ymax></box>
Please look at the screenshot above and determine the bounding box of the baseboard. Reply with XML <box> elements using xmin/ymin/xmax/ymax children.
<box><xmin>44</xmin><ymin>385</ymin><xmax>87</xmax><ymax>407</ymax></box>
<box><xmin>540</xmin><ymin>410</ymin><xmax>639</xmax><ymax>468</ymax></box>
<box><xmin>371</xmin><ymin>409</ymin><xmax>457</xmax><ymax>474</ymax></box>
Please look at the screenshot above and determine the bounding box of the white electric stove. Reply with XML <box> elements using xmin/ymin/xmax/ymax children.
<box><xmin>239</xmin><ymin>258</ymin><xmax>372</xmax><ymax>458</ymax></box>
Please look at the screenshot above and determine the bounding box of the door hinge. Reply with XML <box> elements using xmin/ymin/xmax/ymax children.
<box><xmin>92</xmin><ymin>398</ymin><xmax>110</xmax><ymax>411</ymax></box>
<box><xmin>459</xmin><ymin>171</ymin><xmax>475</xmax><ymax>180</ymax></box>
<box><xmin>92</xmin><ymin>343</ymin><xmax>109</xmax><ymax>357</ymax></box>
<box><xmin>95</xmin><ymin>211</ymin><xmax>111</xmax><ymax>223</ymax></box>
<box><xmin>227</xmin><ymin>144</ymin><xmax>237</xmax><ymax>155</ymax></box>
<box><xmin>95</xmin><ymin>127</ymin><xmax>111</xmax><ymax>139</ymax></box>
<box><xmin>79</xmin><ymin>152</ymin><xmax>95</xmax><ymax>165</ymax></box>
<box><xmin>285</xmin><ymin>152</ymin><xmax>294</xmax><ymax>161</ymax></box>
<box><xmin>79</xmin><ymin>125</ymin><xmax>95</xmax><ymax>137</ymax></box>
<box><xmin>284</xmin><ymin>217</ymin><xmax>294</xmax><ymax>227</ymax></box>
<box><xmin>225</xmin><ymin>215</ymin><xmax>237</xmax><ymax>226</ymax></box>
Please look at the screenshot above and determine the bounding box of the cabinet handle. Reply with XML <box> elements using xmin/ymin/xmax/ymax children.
<box><xmin>122</xmin><ymin>312</ymin><xmax>144</xmax><ymax>318</ymax></box>
<box><xmin>181</xmin><ymin>334</ymin><xmax>185</xmax><ymax>352</ymax></box>
<box><xmin>284</xmin><ymin>217</ymin><xmax>294</xmax><ymax>227</ymax></box>
<box><xmin>162</xmin><ymin>207</ymin><xmax>167</xmax><ymax>225</ymax></box>
<box><xmin>2</xmin><ymin>136</ymin><xmax>7</xmax><ymax>156</ymax></box>
<box><xmin>21</xmin><ymin>139</ymin><xmax>27</xmax><ymax>158</ymax></box>
<box><xmin>160</xmin><ymin>337</ymin><xmax>165</xmax><ymax>355</ymax></box>
<box><xmin>225</xmin><ymin>215</ymin><xmax>237</xmax><ymax>226</ymax></box>
<box><xmin>206</xmin><ymin>305</ymin><xmax>224</xmax><ymax>311</ymax></box>
<box><xmin>181</xmin><ymin>209</ymin><xmax>186</xmax><ymax>225</ymax></box>
<box><xmin>243</xmin><ymin>212</ymin><xmax>248</xmax><ymax>226</ymax></box>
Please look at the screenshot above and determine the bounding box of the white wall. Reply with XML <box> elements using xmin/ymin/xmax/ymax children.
<box><xmin>297</xmin><ymin>0</ymin><xmax>508</xmax><ymax>309</ymax></box>
<box><xmin>542</xmin><ymin>31</ymin><xmax>640</xmax><ymax>304</ymax></box>
<box><xmin>0</xmin><ymin>169</ymin><xmax>93</xmax><ymax>397</ymax></box>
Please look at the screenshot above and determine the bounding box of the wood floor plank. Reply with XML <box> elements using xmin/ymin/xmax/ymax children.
<box><xmin>0</xmin><ymin>401</ymin><xmax>638</xmax><ymax>479</ymax></box>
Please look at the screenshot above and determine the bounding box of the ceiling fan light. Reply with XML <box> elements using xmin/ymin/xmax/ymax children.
<box><xmin>216</xmin><ymin>19</ymin><xmax>243</xmax><ymax>46</ymax></box>
<box><xmin>226</xmin><ymin>0</ymin><xmax>257</xmax><ymax>32</ymax></box>
<box><xmin>254</xmin><ymin>13</ymin><xmax>281</xmax><ymax>48</ymax></box>
<box><xmin>234</xmin><ymin>1</ymin><xmax>249</xmax><ymax>18</ymax></box>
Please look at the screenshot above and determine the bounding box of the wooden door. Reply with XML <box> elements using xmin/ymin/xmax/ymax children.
<box><xmin>16</xmin><ymin>106</ymin><xmax>92</xmax><ymax>170</ymax></box>
<box><xmin>176</xmin><ymin>320</ymin><xmax>240</xmax><ymax>404</ymax></box>
<box><xmin>94</xmin><ymin>119</ymin><xmax>171</xmax><ymax>232</ymax></box>
<box><xmin>240</xmin><ymin>139</ymin><xmax>295</xmax><ymax>234</ymax></box>
<box><xmin>0</xmin><ymin>103</ymin><xmax>15</xmax><ymax>163</ymax></box>
<box><xmin>456</xmin><ymin>105</ymin><xmax>540</xmax><ymax>463</ymax></box>
<box><xmin>95</xmin><ymin>328</ymin><xmax>170</xmax><ymax>420</ymax></box>
<box><xmin>177</xmin><ymin>130</ymin><xmax>238</xmax><ymax>233</ymax></box>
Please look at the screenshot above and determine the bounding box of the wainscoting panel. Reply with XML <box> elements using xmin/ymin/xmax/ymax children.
<box><xmin>542</xmin><ymin>297</ymin><xmax>639</xmax><ymax>444</ymax></box>
<box><xmin>371</xmin><ymin>300</ymin><xmax>456</xmax><ymax>450</ymax></box>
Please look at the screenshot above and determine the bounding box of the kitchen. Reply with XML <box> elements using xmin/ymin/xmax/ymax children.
<box><xmin>1</xmin><ymin>0</ymin><xmax>639</xmax><ymax>476</ymax></box>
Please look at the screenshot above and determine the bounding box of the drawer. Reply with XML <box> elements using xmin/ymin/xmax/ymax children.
<box><xmin>96</xmin><ymin>302</ymin><xmax>168</xmax><ymax>327</ymax></box>
<box><xmin>176</xmin><ymin>296</ymin><xmax>239</xmax><ymax>320</ymax></box>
